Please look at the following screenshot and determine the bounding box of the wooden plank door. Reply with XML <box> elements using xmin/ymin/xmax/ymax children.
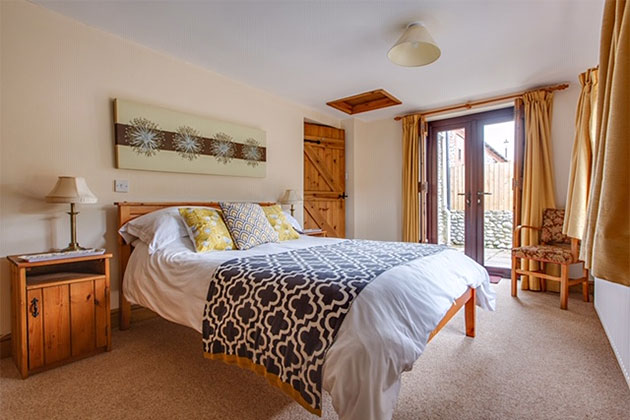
<box><xmin>26</xmin><ymin>288</ymin><xmax>44</xmax><ymax>370</ymax></box>
<box><xmin>70</xmin><ymin>281</ymin><xmax>96</xmax><ymax>356</ymax></box>
<box><xmin>42</xmin><ymin>284</ymin><xmax>71</xmax><ymax>364</ymax></box>
<box><xmin>303</xmin><ymin>123</ymin><xmax>346</xmax><ymax>238</ymax></box>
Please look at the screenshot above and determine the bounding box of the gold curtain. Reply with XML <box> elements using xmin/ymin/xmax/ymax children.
<box><xmin>402</xmin><ymin>115</ymin><xmax>425</xmax><ymax>242</ymax></box>
<box><xmin>563</xmin><ymin>68</ymin><xmax>598</xmax><ymax>239</ymax></box>
<box><xmin>520</xmin><ymin>90</ymin><xmax>557</xmax><ymax>290</ymax></box>
<box><xmin>581</xmin><ymin>0</ymin><xmax>629</xmax><ymax>286</ymax></box>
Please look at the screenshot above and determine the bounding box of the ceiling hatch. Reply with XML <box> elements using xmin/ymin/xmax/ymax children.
<box><xmin>326</xmin><ymin>89</ymin><xmax>402</xmax><ymax>115</ymax></box>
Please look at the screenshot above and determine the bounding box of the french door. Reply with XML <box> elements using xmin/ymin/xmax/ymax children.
<box><xmin>427</xmin><ymin>107</ymin><xmax>518</xmax><ymax>277</ymax></box>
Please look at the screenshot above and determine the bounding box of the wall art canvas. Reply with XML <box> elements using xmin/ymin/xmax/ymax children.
<box><xmin>114</xmin><ymin>99</ymin><xmax>266</xmax><ymax>177</ymax></box>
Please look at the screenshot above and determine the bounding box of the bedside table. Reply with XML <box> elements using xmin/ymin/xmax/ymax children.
<box><xmin>304</xmin><ymin>230</ymin><xmax>327</xmax><ymax>237</ymax></box>
<box><xmin>7</xmin><ymin>253</ymin><xmax>112</xmax><ymax>378</ymax></box>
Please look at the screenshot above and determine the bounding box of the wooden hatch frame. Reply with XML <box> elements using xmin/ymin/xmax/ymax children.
<box><xmin>115</xmin><ymin>201</ymin><xmax>475</xmax><ymax>341</ymax></box>
<box><xmin>326</xmin><ymin>89</ymin><xmax>402</xmax><ymax>115</ymax></box>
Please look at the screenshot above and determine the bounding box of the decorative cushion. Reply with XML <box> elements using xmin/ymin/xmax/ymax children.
<box><xmin>541</xmin><ymin>208</ymin><xmax>570</xmax><ymax>244</ymax></box>
<box><xmin>178</xmin><ymin>208</ymin><xmax>235</xmax><ymax>252</ymax></box>
<box><xmin>219</xmin><ymin>202</ymin><xmax>279</xmax><ymax>250</ymax></box>
<box><xmin>512</xmin><ymin>244</ymin><xmax>576</xmax><ymax>264</ymax></box>
<box><xmin>262</xmin><ymin>205</ymin><xmax>300</xmax><ymax>241</ymax></box>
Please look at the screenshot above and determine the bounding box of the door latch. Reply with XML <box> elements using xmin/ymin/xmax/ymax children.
<box><xmin>30</xmin><ymin>297</ymin><xmax>39</xmax><ymax>318</ymax></box>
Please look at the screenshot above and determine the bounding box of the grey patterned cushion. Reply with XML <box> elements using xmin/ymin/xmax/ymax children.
<box><xmin>219</xmin><ymin>202</ymin><xmax>279</xmax><ymax>250</ymax></box>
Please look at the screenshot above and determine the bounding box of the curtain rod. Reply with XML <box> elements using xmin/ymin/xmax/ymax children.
<box><xmin>393</xmin><ymin>83</ymin><xmax>570</xmax><ymax>121</ymax></box>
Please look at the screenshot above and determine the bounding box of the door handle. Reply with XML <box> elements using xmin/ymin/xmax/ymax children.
<box><xmin>476</xmin><ymin>191</ymin><xmax>492</xmax><ymax>204</ymax></box>
<box><xmin>337</xmin><ymin>192</ymin><xmax>348</xmax><ymax>199</ymax></box>
<box><xmin>30</xmin><ymin>298</ymin><xmax>39</xmax><ymax>318</ymax></box>
<box><xmin>457</xmin><ymin>192</ymin><xmax>471</xmax><ymax>206</ymax></box>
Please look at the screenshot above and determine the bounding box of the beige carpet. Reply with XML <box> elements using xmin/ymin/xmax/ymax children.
<box><xmin>1</xmin><ymin>281</ymin><xmax>629</xmax><ymax>419</ymax></box>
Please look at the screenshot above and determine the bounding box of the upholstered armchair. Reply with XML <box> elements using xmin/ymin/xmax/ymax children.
<box><xmin>511</xmin><ymin>208</ymin><xmax>589</xmax><ymax>310</ymax></box>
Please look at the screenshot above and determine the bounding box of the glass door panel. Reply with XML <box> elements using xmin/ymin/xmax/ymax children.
<box><xmin>482</xmin><ymin>121</ymin><xmax>515</xmax><ymax>271</ymax></box>
<box><xmin>435</xmin><ymin>128</ymin><xmax>467</xmax><ymax>255</ymax></box>
<box><xmin>428</xmin><ymin>107</ymin><xmax>516</xmax><ymax>276</ymax></box>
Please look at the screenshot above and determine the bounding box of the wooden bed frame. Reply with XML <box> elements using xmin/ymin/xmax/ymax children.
<box><xmin>115</xmin><ymin>201</ymin><xmax>476</xmax><ymax>341</ymax></box>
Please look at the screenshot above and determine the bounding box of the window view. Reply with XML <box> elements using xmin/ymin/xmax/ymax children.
<box><xmin>482</xmin><ymin>121</ymin><xmax>514</xmax><ymax>268</ymax></box>
<box><xmin>435</xmin><ymin>121</ymin><xmax>514</xmax><ymax>269</ymax></box>
<box><xmin>436</xmin><ymin>128</ymin><xmax>466</xmax><ymax>249</ymax></box>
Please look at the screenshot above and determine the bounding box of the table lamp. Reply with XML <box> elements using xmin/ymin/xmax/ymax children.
<box><xmin>46</xmin><ymin>176</ymin><xmax>98</xmax><ymax>251</ymax></box>
<box><xmin>280</xmin><ymin>189</ymin><xmax>302</xmax><ymax>217</ymax></box>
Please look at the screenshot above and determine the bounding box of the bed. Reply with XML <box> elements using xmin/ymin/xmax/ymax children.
<box><xmin>116</xmin><ymin>201</ymin><xmax>495</xmax><ymax>420</ymax></box>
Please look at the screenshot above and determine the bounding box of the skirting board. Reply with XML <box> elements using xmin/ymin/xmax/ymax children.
<box><xmin>596</xmin><ymin>306</ymin><xmax>630</xmax><ymax>389</ymax></box>
<box><xmin>595</xmin><ymin>278</ymin><xmax>630</xmax><ymax>390</ymax></box>
<box><xmin>0</xmin><ymin>305</ymin><xmax>157</xmax><ymax>359</ymax></box>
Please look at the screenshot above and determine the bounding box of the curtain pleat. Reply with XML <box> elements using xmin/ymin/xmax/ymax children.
<box><xmin>402</xmin><ymin>115</ymin><xmax>422</xmax><ymax>242</ymax></box>
<box><xmin>580</xmin><ymin>0</ymin><xmax>629</xmax><ymax>286</ymax></box>
<box><xmin>563</xmin><ymin>68</ymin><xmax>598</xmax><ymax>239</ymax></box>
<box><xmin>520</xmin><ymin>90</ymin><xmax>557</xmax><ymax>290</ymax></box>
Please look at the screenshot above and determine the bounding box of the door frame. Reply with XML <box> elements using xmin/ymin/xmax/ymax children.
<box><xmin>426</xmin><ymin>107</ymin><xmax>516</xmax><ymax>276</ymax></box>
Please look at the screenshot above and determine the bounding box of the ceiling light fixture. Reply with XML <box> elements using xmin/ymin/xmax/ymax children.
<box><xmin>388</xmin><ymin>22</ymin><xmax>441</xmax><ymax>67</ymax></box>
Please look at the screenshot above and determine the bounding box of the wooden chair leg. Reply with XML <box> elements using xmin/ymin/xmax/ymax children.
<box><xmin>582</xmin><ymin>265</ymin><xmax>590</xmax><ymax>302</ymax></box>
<box><xmin>511</xmin><ymin>256</ymin><xmax>518</xmax><ymax>297</ymax></box>
<box><xmin>540</xmin><ymin>261</ymin><xmax>546</xmax><ymax>292</ymax></box>
<box><xmin>560</xmin><ymin>264</ymin><xmax>569</xmax><ymax>310</ymax></box>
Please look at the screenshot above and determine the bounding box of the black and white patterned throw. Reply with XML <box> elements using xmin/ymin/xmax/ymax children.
<box><xmin>202</xmin><ymin>240</ymin><xmax>446</xmax><ymax>415</ymax></box>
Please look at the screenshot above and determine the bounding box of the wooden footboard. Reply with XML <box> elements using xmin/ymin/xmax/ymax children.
<box><xmin>428</xmin><ymin>287</ymin><xmax>476</xmax><ymax>342</ymax></box>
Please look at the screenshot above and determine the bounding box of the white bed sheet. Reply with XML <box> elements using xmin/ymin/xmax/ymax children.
<box><xmin>124</xmin><ymin>235</ymin><xmax>495</xmax><ymax>420</ymax></box>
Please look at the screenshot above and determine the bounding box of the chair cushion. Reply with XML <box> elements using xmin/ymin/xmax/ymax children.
<box><xmin>541</xmin><ymin>208</ymin><xmax>570</xmax><ymax>244</ymax></box>
<box><xmin>512</xmin><ymin>245</ymin><xmax>576</xmax><ymax>264</ymax></box>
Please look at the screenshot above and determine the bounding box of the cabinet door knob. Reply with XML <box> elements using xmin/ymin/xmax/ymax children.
<box><xmin>30</xmin><ymin>298</ymin><xmax>39</xmax><ymax>318</ymax></box>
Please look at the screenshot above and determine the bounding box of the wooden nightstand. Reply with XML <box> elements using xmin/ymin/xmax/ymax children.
<box><xmin>7</xmin><ymin>253</ymin><xmax>112</xmax><ymax>378</ymax></box>
<box><xmin>304</xmin><ymin>230</ymin><xmax>327</xmax><ymax>237</ymax></box>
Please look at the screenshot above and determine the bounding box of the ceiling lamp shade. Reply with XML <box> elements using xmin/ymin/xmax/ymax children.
<box><xmin>388</xmin><ymin>22</ymin><xmax>441</xmax><ymax>67</ymax></box>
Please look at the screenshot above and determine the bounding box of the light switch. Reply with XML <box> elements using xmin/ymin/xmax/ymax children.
<box><xmin>114</xmin><ymin>179</ymin><xmax>129</xmax><ymax>193</ymax></box>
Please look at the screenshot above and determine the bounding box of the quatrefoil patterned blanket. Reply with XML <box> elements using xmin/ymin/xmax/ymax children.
<box><xmin>202</xmin><ymin>240</ymin><xmax>446</xmax><ymax>415</ymax></box>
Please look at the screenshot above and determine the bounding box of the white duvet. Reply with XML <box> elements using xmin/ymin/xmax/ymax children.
<box><xmin>124</xmin><ymin>235</ymin><xmax>496</xmax><ymax>420</ymax></box>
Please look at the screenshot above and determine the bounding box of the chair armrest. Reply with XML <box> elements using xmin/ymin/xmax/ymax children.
<box><xmin>512</xmin><ymin>225</ymin><xmax>541</xmax><ymax>248</ymax></box>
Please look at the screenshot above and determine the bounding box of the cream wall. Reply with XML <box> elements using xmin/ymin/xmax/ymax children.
<box><xmin>351</xmin><ymin>86</ymin><xmax>581</xmax><ymax>241</ymax></box>
<box><xmin>0</xmin><ymin>1</ymin><xmax>339</xmax><ymax>335</ymax></box>
<box><xmin>351</xmin><ymin>118</ymin><xmax>402</xmax><ymax>241</ymax></box>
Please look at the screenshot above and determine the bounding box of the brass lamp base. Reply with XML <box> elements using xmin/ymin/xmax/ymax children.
<box><xmin>61</xmin><ymin>202</ymin><xmax>87</xmax><ymax>253</ymax></box>
<box><xmin>60</xmin><ymin>244</ymin><xmax>89</xmax><ymax>252</ymax></box>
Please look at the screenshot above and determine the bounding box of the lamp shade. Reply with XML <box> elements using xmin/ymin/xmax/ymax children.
<box><xmin>388</xmin><ymin>22</ymin><xmax>441</xmax><ymax>67</ymax></box>
<box><xmin>46</xmin><ymin>176</ymin><xmax>97</xmax><ymax>204</ymax></box>
<box><xmin>280</xmin><ymin>189</ymin><xmax>302</xmax><ymax>204</ymax></box>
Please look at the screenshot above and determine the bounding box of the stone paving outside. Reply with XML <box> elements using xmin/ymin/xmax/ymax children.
<box><xmin>451</xmin><ymin>245</ymin><xmax>511</xmax><ymax>269</ymax></box>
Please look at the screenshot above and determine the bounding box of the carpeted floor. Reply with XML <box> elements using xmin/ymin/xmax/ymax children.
<box><xmin>1</xmin><ymin>281</ymin><xmax>629</xmax><ymax>419</ymax></box>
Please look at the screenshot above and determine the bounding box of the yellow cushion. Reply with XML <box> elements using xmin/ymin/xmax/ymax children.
<box><xmin>178</xmin><ymin>208</ymin><xmax>235</xmax><ymax>252</ymax></box>
<box><xmin>262</xmin><ymin>205</ymin><xmax>299</xmax><ymax>241</ymax></box>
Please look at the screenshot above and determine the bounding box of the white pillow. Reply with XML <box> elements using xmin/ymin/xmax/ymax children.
<box><xmin>282</xmin><ymin>211</ymin><xmax>303</xmax><ymax>233</ymax></box>
<box><xmin>118</xmin><ymin>207</ymin><xmax>188</xmax><ymax>254</ymax></box>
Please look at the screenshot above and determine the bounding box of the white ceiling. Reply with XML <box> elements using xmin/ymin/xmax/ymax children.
<box><xmin>33</xmin><ymin>0</ymin><xmax>604</xmax><ymax>122</ymax></box>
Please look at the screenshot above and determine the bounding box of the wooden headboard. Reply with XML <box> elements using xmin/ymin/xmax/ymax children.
<box><xmin>115</xmin><ymin>201</ymin><xmax>276</xmax><ymax>330</ymax></box>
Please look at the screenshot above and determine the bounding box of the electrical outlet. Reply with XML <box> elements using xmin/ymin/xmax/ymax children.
<box><xmin>114</xmin><ymin>179</ymin><xmax>129</xmax><ymax>193</ymax></box>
